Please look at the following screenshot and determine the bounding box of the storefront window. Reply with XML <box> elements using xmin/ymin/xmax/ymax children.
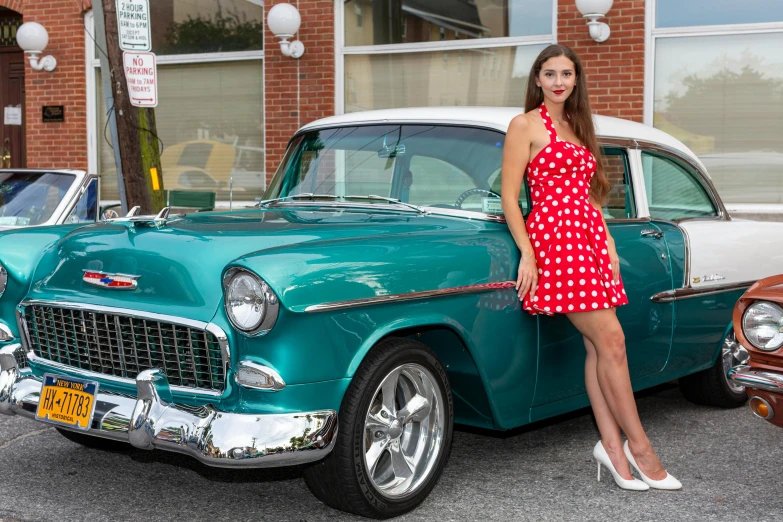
<box><xmin>97</xmin><ymin>60</ymin><xmax>264</xmax><ymax>202</ymax></box>
<box><xmin>97</xmin><ymin>0</ymin><xmax>263</xmax><ymax>56</ymax></box>
<box><xmin>653</xmin><ymin>33</ymin><xmax>783</xmax><ymax>204</ymax></box>
<box><xmin>344</xmin><ymin>0</ymin><xmax>554</xmax><ymax>46</ymax></box>
<box><xmin>656</xmin><ymin>0</ymin><xmax>783</xmax><ymax>28</ymax></box>
<box><xmin>345</xmin><ymin>45</ymin><xmax>545</xmax><ymax>111</ymax></box>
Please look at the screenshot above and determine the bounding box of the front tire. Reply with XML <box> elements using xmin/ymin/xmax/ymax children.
<box><xmin>303</xmin><ymin>337</ymin><xmax>453</xmax><ymax>519</ymax></box>
<box><xmin>679</xmin><ymin>329</ymin><xmax>749</xmax><ymax>408</ymax></box>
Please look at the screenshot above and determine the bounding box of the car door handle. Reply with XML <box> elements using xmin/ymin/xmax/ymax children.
<box><xmin>640</xmin><ymin>229</ymin><xmax>663</xmax><ymax>240</ymax></box>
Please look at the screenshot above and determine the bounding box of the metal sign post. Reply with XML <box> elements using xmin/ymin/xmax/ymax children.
<box><xmin>93</xmin><ymin>0</ymin><xmax>128</xmax><ymax>214</ymax></box>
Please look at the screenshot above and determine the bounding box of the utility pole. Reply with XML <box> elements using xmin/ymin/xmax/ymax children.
<box><xmin>100</xmin><ymin>0</ymin><xmax>165</xmax><ymax>214</ymax></box>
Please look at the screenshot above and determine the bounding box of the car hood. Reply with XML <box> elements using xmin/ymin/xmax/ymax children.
<box><xmin>25</xmin><ymin>207</ymin><xmax>492</xmax><ymax>322</ymax></box>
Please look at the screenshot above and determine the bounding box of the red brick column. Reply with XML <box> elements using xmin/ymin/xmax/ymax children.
<box><xmin>558</xmin><ymin>0</ymin><xmax>645</xmax><ymax>122</ymax></box>
<box><xmin>264</xmin><ymin>0</ymin><xmax>336</xmax><ymax>185</ymax></box>
<box><xmin>9</xmin><ymin>0</ymin><xmax>90</xmax><ymax>170</ymax></box>
<box><xmin>0</xmin><ymin>0</ymin><xmax>22</xmax><ymax>13</ymax></box>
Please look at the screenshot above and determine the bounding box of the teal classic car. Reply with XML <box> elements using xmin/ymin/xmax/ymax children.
<box><xmin>1</xmin><ymin>107</ymin><xmax>780</xmax><ymax>518</ymax></box>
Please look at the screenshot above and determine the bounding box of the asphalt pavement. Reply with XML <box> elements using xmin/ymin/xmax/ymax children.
<box><xmin>1</xmin><ymin>383</ymin><xmax>781</xmax><ymax>522</ymax></box>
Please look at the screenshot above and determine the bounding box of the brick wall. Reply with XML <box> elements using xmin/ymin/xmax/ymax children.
<box><xmin>264</xmin><ymin>0</ymin><xmax>335</xmax><ymax>184</ymax></box>
<box><xmin>2</xmin><ymin>0</ymin><xmax>90</xmax><ymax>170</ymax></box>
<box><xmin>6</xmin><ymin>0</ymin><xmax>645</xmax><ymax>180</ymax></box>
<box><xmin>558</xmin><ymin>0</ymin><xmax>646</xmax><ymax>122</ymax></box>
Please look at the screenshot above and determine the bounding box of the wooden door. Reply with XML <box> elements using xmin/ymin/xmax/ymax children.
<box><xmin>0</xmin><ymin>9</ymin><xmax>26</xmax><ymax>168</ymax></box>
<box><xmin>0</xmin><ymin>50</ymin><xmax>25</xmax><ymax>168</ymax></box>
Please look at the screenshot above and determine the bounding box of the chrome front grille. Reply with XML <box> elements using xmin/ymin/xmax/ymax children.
<box><xmin>23</xmin><ymin>305</ymin><xmax>225</xmax><ymax>391</ymax></box>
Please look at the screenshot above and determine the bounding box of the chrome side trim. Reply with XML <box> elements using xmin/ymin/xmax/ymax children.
<box><xmin>16</xmin><ymin>300</ymin><xmax>231</xmax><ymax>398</ymax></box>
<box><xmin>679</xmin><ymin>221</ymin><xmax>692</xmax><ymax>289</ymax></box>
<box><xmin>728</xmin><ymin>365</ymin><xmax>783</xmax><ymax>394</ymax></box>
<box><xmin>650</xmin><ymin>281</ymin><xmax>754</xmax><ymax>303</ymax></box>
<box><xmin>606</xmin><ymin>218</ymin><xmax>651</xmax><ymax>224</ymax></box>
<box><xmin>304</xmin><ymin>281</ymin><xmax>516</xmax><ymax>313</ymax></box>
<box><xmin>0</xmin><ymin>359</ymin><xmax>338</xmax><ymax>469</ymax></box>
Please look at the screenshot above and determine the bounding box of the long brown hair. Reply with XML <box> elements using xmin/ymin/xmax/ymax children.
<box><xmin>524</xmin><ymin>44</ymin><xmax>610</xmax><ymax>204</ymax></box>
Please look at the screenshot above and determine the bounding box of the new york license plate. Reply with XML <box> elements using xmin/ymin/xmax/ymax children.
<box><xmin>36</xmin><ymin>374</ymin><xmax>99</xmax><ymax>430</ymax></box>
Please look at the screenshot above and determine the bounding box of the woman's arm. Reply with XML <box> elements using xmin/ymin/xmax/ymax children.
<box><xmin>501</xmin><ymin>115</ymin><xmax>538</xmax><ymax>301</ymax></box>
<box><xmin>589</xmin><ymin>195</ymin><xmax>620</xmax><ymax>283</ymax></box>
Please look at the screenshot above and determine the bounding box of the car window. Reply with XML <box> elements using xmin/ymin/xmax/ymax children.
<box><xmin>0</xmin><ymin>171</ymin><xmax>75</xmax><ymax>226</ymax></box>
<box><xmin>300</xmin><ymin>147</ymin><xmax>397</xmax><ymax>198</ymax></box>
<box><xmin>65</xmin><ymin>179</ymin><xmax>98</xmax><ymax>224</ymax></box>
<box><xmin>407</xmin><ymin>156</ymin><xmax>476</xmax><ymax>208</ymax></box>
<box><xmin>265</xmin><ymin>125</ymin><xmax>509</xmax><ymax>215</ymax></box>
<box><xmin>641</xmin><ymin>151</ymin><xmax>717</xmax><ymax>220</ymax></box>
<box><xmin>602</xmin><ymin>148</ymin><xmax>636</xmax><ymax>219</ymax></box>
<box><xmin>487</xmin><ymin>168</ymin><xmax>530</xmax><ymax>216</ymax></box>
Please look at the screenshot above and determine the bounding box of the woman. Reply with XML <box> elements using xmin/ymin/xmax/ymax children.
<box><xmin>500</xmin><ymin>44</ymin><xmax>681</xmax><ymax>491</ymax></box>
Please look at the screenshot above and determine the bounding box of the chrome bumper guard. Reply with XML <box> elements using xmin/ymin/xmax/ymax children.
<box><xmin>728</xmin><ymin>365</ymin><xmax>783</xmax><ymax>394</ymax></box>
<box><xmin>0</xmin><ymin>345</ymin><xmax>338</xmax><ymax>468</ymax></box>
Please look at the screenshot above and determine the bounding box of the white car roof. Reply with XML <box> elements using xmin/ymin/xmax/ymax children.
<box><xmin>299</xmin><ymin>106</ymin><xmax>704</xmax><ymax>172</ymax></box>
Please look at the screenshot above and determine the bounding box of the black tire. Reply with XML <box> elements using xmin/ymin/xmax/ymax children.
<box><xmin>303</xmin><ymin>337</ymin><xmax>453</xmax><ymax>519</ymax></box>
<box><xmin>679</xmin><ymin>330</ymin><xmax>748</xmax><ymax>408</ymax></box>
<box><xmin>56</xmin><ymin>427</ymin><xmax>131</xmax><ymax>452</ymax></box>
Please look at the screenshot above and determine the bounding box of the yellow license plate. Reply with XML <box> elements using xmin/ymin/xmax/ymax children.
<box><xmin>36</xmin><ymin>374</ymin><xmax>99</xmax><ymax>430</ymax></box>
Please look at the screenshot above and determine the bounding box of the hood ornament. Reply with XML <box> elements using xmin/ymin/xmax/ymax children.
<box><xmin>83</xmin><ymin>270</ymin><xmax>140</xmax><ymax>290</ymax></box>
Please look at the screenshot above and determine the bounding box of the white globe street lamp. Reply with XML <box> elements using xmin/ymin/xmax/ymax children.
<box><xmin>16</xmin><ymin>22</ymin><xmax>57</xmax><ymax>72</ymax></box>
<box><xmin>267</xmin><ymin>3</ymin><xmax>305</xmax><ymax>59</ymax></box>
<box><xmin>575</xmin><ymin>0</ymin><xmax>614</xmax><ymax>43</ymax></box>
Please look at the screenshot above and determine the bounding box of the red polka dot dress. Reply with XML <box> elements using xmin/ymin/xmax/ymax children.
<box><xmin>522</xmin><ymin>104</ymin><xmax>628</xmax><ymax>316</ymax></box>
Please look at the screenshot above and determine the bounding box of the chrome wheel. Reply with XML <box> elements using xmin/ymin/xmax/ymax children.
<box><xmin>363</xmin><ymin>363</ymin><xmax>445</xmax><ymax>499</ymax></box>
<box><xmin>722</xmin><ymin>330</ymin><xmax>750</xmax><ymax>394</ymax></box>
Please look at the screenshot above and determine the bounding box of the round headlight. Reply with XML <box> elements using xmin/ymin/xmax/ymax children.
<box><xmin>742</xmin><ymin>301</ymin><xmax>783</xmax><ymax>351</ymax></box>
<box><xmin>225</xmin><ymin>271</ymin><xmax>267</xmax><ymax>331</ymax></box>
<box><xmin>0</xmin><ymin>263</ymin><xmax>7</xmax><ymax>298</ymax></box>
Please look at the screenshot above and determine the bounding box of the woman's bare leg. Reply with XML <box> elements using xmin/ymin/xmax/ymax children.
<box><xmin>568</xmin><ymin>308</ymin><xmax>667</xmax><ymax>480</ymax></box>
<box><xmin>583</xmin><ymin>336</ymin><xmax>633</xmax><ymax>480</ymax></box>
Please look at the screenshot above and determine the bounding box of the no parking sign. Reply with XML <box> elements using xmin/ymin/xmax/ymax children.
<box><xmin>123</xmin><ymin>51</ymin><xmax>158</xmax><ymax>107</ymax></box>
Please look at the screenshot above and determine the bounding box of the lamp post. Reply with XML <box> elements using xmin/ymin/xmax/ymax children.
<box><xmin>575</xmin><ymin>0</ymin><xmax>614</xmax><ymax>43</ymax></box>
<box><xmin>16</xmin><ymin>22</ymin><xmax>57</xmax><ymax>72</ymax></box>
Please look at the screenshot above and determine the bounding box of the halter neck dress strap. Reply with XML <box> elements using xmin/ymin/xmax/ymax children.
<box><xmin>538</xmin><ymin>103</ymin><xmax>558</xmax><ymax>144</ymax></box>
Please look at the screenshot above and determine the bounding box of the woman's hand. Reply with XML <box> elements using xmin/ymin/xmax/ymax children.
<box><xmin>516</xmin><ymin>251</ymin><xmax>538</xmax><ymax>302</ymax></box>
<box><xmin>607</xmin><ymin>238</ymin><xmax>620</xmax><ymax>283</ymax></box>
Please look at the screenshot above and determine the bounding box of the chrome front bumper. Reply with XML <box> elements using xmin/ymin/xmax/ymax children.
<box><xmin>0</xmin><ymin>345</ymin><xmax>338</xmax><ymax>468</ymax></box>
<box><xmin>728</xmin><ymin>365</ymin><xmax>783</xmax><ymax>394</ymax></box>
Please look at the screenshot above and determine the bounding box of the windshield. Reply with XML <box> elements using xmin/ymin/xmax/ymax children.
<box><xmin>264</xmin><ymin>124</ymin><xmax>526</xmax><ymax>215</ymax></box>
<box><xmin>0</xmin><ymin>172</ymin><xmax>75</xmax><ymax>227</ymax></box>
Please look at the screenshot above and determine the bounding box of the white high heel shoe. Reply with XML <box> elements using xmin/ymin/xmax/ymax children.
<box><xmin>592</xmin><ymin>441</ymin><xmax>649</xmax><ymax>491</ymax></box>
<box><xmin>623</xmin><ymin>440</ymin><xmax>682</xmax><ymax>490</ymax></box>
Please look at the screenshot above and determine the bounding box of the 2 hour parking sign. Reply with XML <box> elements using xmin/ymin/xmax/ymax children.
<box><xmin>116</xmin><ymin>0</ymin><xmax>151</xmax><ymax>52</ymax></box>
